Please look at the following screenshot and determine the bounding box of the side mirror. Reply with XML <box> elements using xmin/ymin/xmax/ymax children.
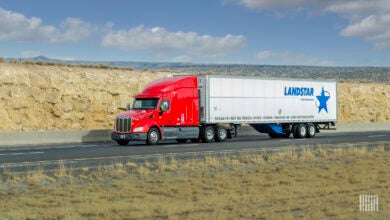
<box><xmin>159</xmin><ymin>100</ymin><xmax>170</xmax><ymax>114</ymax></box>
<box><xmin>126</xmin><ymin>103</ymin><xmax>131</xmax><ymax>111</ymax></box>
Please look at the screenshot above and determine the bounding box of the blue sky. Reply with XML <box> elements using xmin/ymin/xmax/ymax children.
<box><xmin>0</xmin><ymin>0</ymin><xmax>389</xmax><ymax>66</ymax></box>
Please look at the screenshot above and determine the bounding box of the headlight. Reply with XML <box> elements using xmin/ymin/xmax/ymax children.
<box><xmin>133</xmin><ymin>127</ymin><xmax>144</xmax><ymax>132</ymax></box>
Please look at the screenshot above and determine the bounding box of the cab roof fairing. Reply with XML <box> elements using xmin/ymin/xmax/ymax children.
<box><xmin>135</xmin><ymin>76</ymin><xmax>198</xmax><ymax>98</ymax></box>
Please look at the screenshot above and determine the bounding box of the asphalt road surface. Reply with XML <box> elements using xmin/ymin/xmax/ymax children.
<box><xmin>0</xmin><ymin>130</ymin><xmax>389</xmax><ymax>172</ymax></box>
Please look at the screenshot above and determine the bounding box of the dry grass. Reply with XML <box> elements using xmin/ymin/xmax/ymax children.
<box><xmin>1</xmin><ymin>145</ymin><xmax>389</xmax><ymax>219</ymax></box>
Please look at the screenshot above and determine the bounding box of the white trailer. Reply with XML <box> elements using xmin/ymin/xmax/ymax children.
<box><xmin>198</xmin><ymin>75</ymin><xmax>337</xmax><ymax>139</ymax></box>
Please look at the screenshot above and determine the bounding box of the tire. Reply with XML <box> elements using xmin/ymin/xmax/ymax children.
<box><xmin>215</xmin><ymin>126</ymin><xmax>227</xmax><ymax>142</ymax></box>
<box><xmin>201</xmin><ymin>126</ymin><xmax>215</xmax><ymax>143</ymax></box>
<box><xmin>176</xmin><ymin>139</ymin><xmax>187</xmax><ymax>143</ymax></box>
<box><xmin>117</xmin><ymin>140</ymin><xmax>129</xmax><ymax>146</ymax></box>
<box><xmin>146</xmin><ymin>127</ymin><xmax>160</xmax><ymax>145</ymax></box>
<box><xmin>306</xmin><ymin>123</ymin><xmax>316</xmax><ymax>138</ymax></box>
<box><xmin>293</xmin><ymin>123</ymin><xmax>307</xmax><ymax>139</ymax></box>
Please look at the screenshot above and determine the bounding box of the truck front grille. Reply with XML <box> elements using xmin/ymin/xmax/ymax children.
<box><xmin>115</xmin><ymin>116</ymin><xmax>131</xmax><ymax>133</ymax></box>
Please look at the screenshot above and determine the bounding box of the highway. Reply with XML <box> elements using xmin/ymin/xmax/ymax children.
<box><xmin>0</xmin><ymin>130</ymin><xmax>389</xmax><ymax>172</ymax></box>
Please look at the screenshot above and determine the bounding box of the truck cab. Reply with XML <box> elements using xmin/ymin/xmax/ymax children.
<box><xmin>112</xmin><ymin>75</ymin><xmax>337</xmax><ymax>146</ymax></box>
<box><xmin>111</xmin><ymin>76</ymin><xmax>200</xmax><ymax>145</ymax></box>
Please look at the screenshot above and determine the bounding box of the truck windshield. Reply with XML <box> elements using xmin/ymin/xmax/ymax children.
<box><xmin>132</xmin><ymin>98</ymin><xmax>159</xmax><ymax>110</ymax></box>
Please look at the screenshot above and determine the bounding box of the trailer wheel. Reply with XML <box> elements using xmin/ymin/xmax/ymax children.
<box><xmin>306</xmin><ymin>123</ymin><xmax>316</xmax><ymax>138</ymax></box>
<box><xmin>147</xmin><ymin>127</ymin><xmax>160</xmax><ymax>145</ymax></box>
<box><xmin>293</xmin><ymin>124</ymin><xmax>307</xmax><ymax>138</ymax></box>
<box><xmin>201</xmin><ymin>126</ymin><xmax>215</xmax><ymax>143</ymax></box>
<box><xmin>215</xmin><ymin>126</ymin><xmax>227</xmax><ymax>142</ymax></box>
<box><xmin>117</xmin><ymin>140</ymin><xmax>129</xmax><ymax>146</ymax></box>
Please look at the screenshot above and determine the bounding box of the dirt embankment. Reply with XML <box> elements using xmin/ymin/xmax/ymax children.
<box><xmin>0</xmin><ymin>62</ymin><xmax>389</xmax><ymax>131</ymax></box>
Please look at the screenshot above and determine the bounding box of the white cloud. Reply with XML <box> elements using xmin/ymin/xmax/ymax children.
<box><xmin>235</xmin><ymin>0</ymin><xmax>390</xmax><ymax>51</ymax></box>
<box><xmin>341</xmin><ymin>14</ymin><xmax>390</xmax><ymax>50</ymax></box>
<box><xmin>58</xmin><ymin>17</ymin><xmax>98</xmax><ymax>42</ymax></box>
<box><xmin>0</xmin><ymin>7</ymin><xmax>96</xmax><ymax>43</ymax></box>
<box><xmin>255</xmin><ymin>50</ymin><xmax>334</xmax><ymax>66</ymax></box>
<box><xmin>102</xmin><ymin>25</ymin><xmax>246</xmax><ymax>57</ymax></box>
<box><xmin>324</xmin><ymin>0</ymin><xmax>390</xmax><ymax>15</ymax></box>
<box><xmin>236</xmin><ymin>0</ymin><xmax>390</xmax><ymax>13</ymax></box>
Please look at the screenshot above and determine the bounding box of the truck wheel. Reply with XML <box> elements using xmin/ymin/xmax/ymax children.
<box><xmin>306</xmin><ymin>123</ymin><xmax>316</xmax><ymax>138</ymax></box>
<box><xmin>147</xmin><ymin>127</ymin><xmax>160</xmax><ymax>145</ymax></box>
<box><xmin>215</xmin><ymin>126</ymin><xmax>227</xmax><ymax>142</ymax></box>
<box><xmin>202</xmin><ymin>126</ymin><xmax>215</xmax><ymax>143</ymax></box>
<box><xmin>293</xmin><ymin>124</ymin><xmax>307</xmax><ymax>139</ymax></box>
<box><xmin>117</xmin><ymin>140</ymin><xmax>129</xmax><ymax>146</ymax></box>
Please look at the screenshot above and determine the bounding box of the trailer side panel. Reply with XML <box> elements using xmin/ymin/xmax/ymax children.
<box><xmin>203</xmin><ymin>76</ymin><xmax>337</xmax><ymax>124</ymax></box>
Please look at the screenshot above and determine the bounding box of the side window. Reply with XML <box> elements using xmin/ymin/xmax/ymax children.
<box><xmin>160</xmin><ymin>100</ymin><xmax>170</xmax><ymax>112</ymax></box>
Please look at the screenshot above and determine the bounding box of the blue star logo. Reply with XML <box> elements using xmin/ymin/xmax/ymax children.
<box><xmin>316</xmin><ymin>87</ymin><xmax>330</xmax><ymax>113</ymax></box>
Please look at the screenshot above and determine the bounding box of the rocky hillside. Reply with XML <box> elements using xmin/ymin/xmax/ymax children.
<box><xmin>0</xmin><ymin>62</ymin><xmax>389</xmax><ymax>132</ymax></box>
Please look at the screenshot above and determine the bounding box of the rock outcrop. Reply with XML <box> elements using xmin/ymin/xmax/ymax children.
<box><xmin>0</xmin><ymin>62</ymin><xmax>171</xmax><ymax>131</ymax></box>
<box><xmin>0</xmin><ymin>62</ymin><xmax>389</xmax><ymax>131</ymax></box>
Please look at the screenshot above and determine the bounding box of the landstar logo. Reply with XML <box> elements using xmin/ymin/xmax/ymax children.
<box><xmin>284</xmin><ymin>87</ymin><xmax>314</xmax><ymax>96</ymax></box>
<box><xmin>284</xmin><ymin>86</ymin><xmax>331</xmax><ymax>114</ymax></box>
<box><xmin>316</xmin><ymin>87</ymin><xmax>330</xmax><ymax>113</ymax></box>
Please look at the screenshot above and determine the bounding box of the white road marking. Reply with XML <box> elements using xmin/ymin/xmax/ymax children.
<box><xmin>0</xmin><ymin>151</ymin><xmax>44</xmax><ymax>156</ymax></box>
<box><xmin>0</xmin><ymin>160</ymin><xmax>75</xmax><ymax>169</ymax></box>
<box><xmin>0</xmin><ymin>144</ymin><xmax>106</xmax><ymax>152</ymax></box>
<box><xmin>367</xmin><ymin>135</ymin><xmax>387</xmax><ymax>138</ymax></box>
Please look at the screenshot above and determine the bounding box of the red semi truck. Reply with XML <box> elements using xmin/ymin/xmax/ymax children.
<box><xmin>112</xmin><ymin>75</ymin><xmax>337</xmax><ymax>145</ymax></box>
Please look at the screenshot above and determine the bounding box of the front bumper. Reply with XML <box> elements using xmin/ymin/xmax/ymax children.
<box><xmin>111</xmin><ymin>132</ymin><xmax>147</xmax><ymax>141</ymax></box>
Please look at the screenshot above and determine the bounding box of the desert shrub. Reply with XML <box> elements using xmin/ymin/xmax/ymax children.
<box><xmin>36</xmin><ymin>59</ymin><xmax>45</xmax><ymax>65</ymax></box>
<box><xmin>9</xmin><ymin>59</ymin><xmax>20</xmax><ymax>63</ymax></box>
<box><xmin>23</xmin><ymin>59</ymin><xmax>35</xmax><ymax>65</ymax></box>
<box><xmin>97</xmin><ymin>64</ymin><xmax>110</xmax><ymax>69</ymax></box>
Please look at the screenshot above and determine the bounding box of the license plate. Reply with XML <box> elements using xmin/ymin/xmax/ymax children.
<box><xmin>120</xmin><ymin>135</ymin><xmax>126</xmax><ymax>139</ymax></box>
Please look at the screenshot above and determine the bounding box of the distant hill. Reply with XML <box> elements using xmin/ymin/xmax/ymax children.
<box><xmin>78</xmin><ymin>61</ymin><xmax>390</xmax><ymax>83</ymax></box>
<box><xmin>32</xmin><ymin>56</ymin><xmax>53</xmax><ymax>61</ymax></box>
<box><xmin>5</xmin><ymin>57</ymin><xmax>389</xmax><ymax>83</ymax></box>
